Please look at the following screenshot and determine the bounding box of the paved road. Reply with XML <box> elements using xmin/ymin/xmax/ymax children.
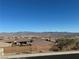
<box><xmin>1</xmin><ymin>51</ymin><xmax>79</xmax><ymax>59</ymax></box>
<box><xmin>17</xmin><ymin>54</ymin><xmax>79</xmax><ymax>59</ymax></box>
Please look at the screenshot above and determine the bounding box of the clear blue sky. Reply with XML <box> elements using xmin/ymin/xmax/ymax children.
<box><xmin>0</xmin><ymin>0</ymin><xmax>79</xmax><ymax>32</ymax></box>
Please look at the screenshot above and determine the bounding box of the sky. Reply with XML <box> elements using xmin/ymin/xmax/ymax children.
<box><xmin>0</xmin><ymin>0</ymin><xmax>79</xmax><ymax>32</ymax></box>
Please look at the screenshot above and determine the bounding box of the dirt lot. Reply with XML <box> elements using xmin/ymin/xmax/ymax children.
<box><xmin>4</xmin><ymin>45</ymin><xmax>52</xmax><ymax>54</ymax></box>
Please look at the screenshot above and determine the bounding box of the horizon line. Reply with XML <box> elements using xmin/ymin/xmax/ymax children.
<box><xmin>0</xmin><ymin>31</ymin><xmax>79</xmax><ymax>33</ymax></box>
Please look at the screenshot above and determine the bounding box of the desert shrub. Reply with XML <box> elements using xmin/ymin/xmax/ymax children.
<box><xmin>55</xmin><ymin>38</ymin><xmax>77</xmax><ymax>51</ymax></box>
